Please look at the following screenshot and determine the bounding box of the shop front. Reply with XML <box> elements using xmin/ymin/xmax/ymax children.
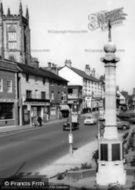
<box><xmin>0</xmin><ymin>101</ymin><xmax>18</xmax><ymax>126</ymax></box>
<box><xmin>22</xmin><ymin>99</ymin><xmax>50</xmax><ymax>125</ymax></box>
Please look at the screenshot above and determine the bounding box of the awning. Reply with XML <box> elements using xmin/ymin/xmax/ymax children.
<box><xmin>60</xmin><ymin>104</ymin><xmax>70</xmax><ymax>111</ymax></box>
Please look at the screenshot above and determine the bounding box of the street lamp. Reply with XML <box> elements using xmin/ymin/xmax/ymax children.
<box><xmin>68</xmin><ymin>110</ymin><xmax>73</xmax><ymax>156</ymax></box>
<box><xmin>68</xmin><ymin>123</ymin><xmax>73</xmax><ymax>155</ymax></box>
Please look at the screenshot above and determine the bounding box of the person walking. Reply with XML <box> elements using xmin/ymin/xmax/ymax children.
<box><xmin>37</xmin><ymin>116</ymin><xmax>42</xmax><ymax>127</ymax></box>
<box><xmin>33</xmin><ymin>116</ymin><xmax>39</xmax><ymax>127</ymax></box>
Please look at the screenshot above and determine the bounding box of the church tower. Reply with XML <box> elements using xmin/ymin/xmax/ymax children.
<box><xmin>0</xmin><ymin>1</ymin><xmax>31</xmax><ymax>64</ymax></box>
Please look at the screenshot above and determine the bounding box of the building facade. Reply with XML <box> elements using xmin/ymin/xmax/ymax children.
<box><xmin>59</xmin><ymin>60</ymin><xmax>104</xmax><ymax>113</ymax></box>
<box><xmin>17</xmin><ymin>64</ymin><xmax>68</xmax><ymax>125</ymax></box>
<box><xmin>41</xmin><ymin>64</ymin><xmax>68</xmax><ymax>119</ymax></box>
<box><xmin>0</xmin><ymin>59</ymin><xmax>18</xmax><ymax>126</ymax></box>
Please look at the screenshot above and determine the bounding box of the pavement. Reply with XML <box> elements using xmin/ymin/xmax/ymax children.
<box><xmin>0</xmin><ymin>118</ymin><xmax>67</xmax><ymax>134</ymax></box>
<box><xmin>38</xmin><ymin>139</ymin><xmax>98</xmax><ymax>178</ymax></box>
<box><xmin>0</xmin><ymin>112</ymin><xmax>93</xmax><ymax>134</ymax></box>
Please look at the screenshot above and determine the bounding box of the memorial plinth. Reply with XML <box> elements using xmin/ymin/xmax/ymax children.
<box><xmin>96</xmin><ymin>42</ymin><xmax>126</xmax><ymax>186</ymax></box>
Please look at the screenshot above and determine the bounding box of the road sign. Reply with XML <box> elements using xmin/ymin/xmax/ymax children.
<box><xmin>88</xmin><ymin>7</ymin><xmax>127</xmax><ymax>31</ymax></box>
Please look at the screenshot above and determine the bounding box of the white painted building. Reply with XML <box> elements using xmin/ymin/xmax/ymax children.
<box><xmin>59</xmin><ymin>60</ymin><xmax>104</xmax><ymax>112</ymax></box>
<box><xmin>17</xmin><ymin>63</ymin><xmax>50</xmax><ymax>126</ymax></box>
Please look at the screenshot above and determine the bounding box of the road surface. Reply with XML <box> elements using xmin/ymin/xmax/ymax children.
<box><xmin>0</xmin><ymin>116</ymin><xmax>98</xmax><ymax>178</ymax></box>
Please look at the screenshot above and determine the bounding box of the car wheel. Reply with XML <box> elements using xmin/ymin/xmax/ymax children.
<box><xmin>123</xmin><ymin>125</ymin><xmax>127</xmax><ymax>130</ymax></box>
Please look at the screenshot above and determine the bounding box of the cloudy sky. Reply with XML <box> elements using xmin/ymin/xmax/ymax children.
<box><xmin>2</xmin><ymin>0</ymin><xmax>135</xmax><ymax>94</ymax></box>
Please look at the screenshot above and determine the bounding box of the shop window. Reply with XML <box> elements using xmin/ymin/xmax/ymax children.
<box><xmin>0</xmin><ymin>103</ymin><xmax>13</xmax><ymax>119</ymax></box>
<box><xmin>112</xmin><ymin>144</ymin><xmax>120</xmax><ymax>161</ymax></box>
<box><xmin>7</xmin><ymin>80</ymin><xmax>12</xmax><ymax>93</ymax></box>
<box><xmin>100</xmin><ymin>144</ymin><xmax>108</xmax><ymax>161</ymax></box>
<box><xmin>0</xmin><ymin>79</ymin><xmax>3</xmax><ymax>92</ymax></box>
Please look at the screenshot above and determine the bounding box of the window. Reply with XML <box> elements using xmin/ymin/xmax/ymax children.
<box><xmin>68</xmin><ymin>88</ymin><xmax>73</xmax><ymax>94</ymax></box>
<box><xmin>35</xmin><ymin>76</ymin><xmax>38</xmax><ymax>83</ymax></box>
<box><xmin>7</xmin><ymin>32</ymin><xmax>17</xmax><ymax>50</ymax></box>
<box><xmin>9</xmin><ymin>55</ymin><xmax>16</xmax><ymax>62</ymax></box>
<box><xmin>100</xmin><ymin>144</ymin><xmax>108</xmax><ymax>161</ymax></box>
<box><xmin>26</xmin><ymin>74</ymin><xmax>29</xmax><ymax>82</ymax></box>
<box><xmin>41</xmin><ymin>91</ymin><xmax>46</xmax><ymax>99</ymax></box>
<box><xmin>50</xmin><ymin>80</ymin><xmax>54</xmax><ymax>86</ymax></box>
<box><xmin>7</xmin><ymin>80</ymin><xmax>12</xmax><ymax>93</ymax></box>
<box><xmin>0</xmin><ymin>103</ymin><xmax>13</xmax><ymax>119</ymax></box>
<box><xmin>43</xmin><ymin>78</ymin><xmax>46</xmax><ymax>85</ymax></box>
<box><xmin>0</xmin><ymin>79</ymin><xmax>3</xmax><ymax>92</ymax></box>
<box><xmin>26</xmin><ymin>90</ymin><xmax>32</xmax><ymax>99</ymax></box>
<box><xmin>112</xmin><ymin>144</ymin><xmax>120</xmax><ymax>161</ymax></box>
<box><xmin>51</xmin><ymin>91</ymin><xmax>54</xmax><ymax>100</ymax></box>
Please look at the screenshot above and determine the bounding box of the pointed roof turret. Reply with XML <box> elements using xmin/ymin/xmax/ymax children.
<box><xmin>26</xmin><ymin>6</ymin><xmax>29</xmax><ymax>19</ymax></box>
<box><xmin>19</xmin><ymin>1</ymin><xmax>23</xmax><ymax>16</ymax></box>
<box><xmin>0</xmin><ymin>2</ymin><xmax>3</xmax><ymax>16</ymax></box>
<box><xmin>7</xmin><ymin>8</ymin><xmax>11</xmax><ymax>16</ymax></box>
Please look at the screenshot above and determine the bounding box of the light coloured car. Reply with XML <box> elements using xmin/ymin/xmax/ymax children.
<box><xmin>84</xmin><ymin>116</ymin><xmax>96</xmax><ymax>125</ymax></box>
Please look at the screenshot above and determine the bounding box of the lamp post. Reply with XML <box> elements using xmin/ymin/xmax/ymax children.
<box><xmin>68</xmin><ymin>110</ymin><xmax>73</xmax><ymax>155</ymax></box>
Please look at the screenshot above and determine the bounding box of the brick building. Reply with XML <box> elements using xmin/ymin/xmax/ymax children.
<box><xmin>0</xmin><ymin>59</ymin><xmax>18</xmax><ymax>126</ymax></box>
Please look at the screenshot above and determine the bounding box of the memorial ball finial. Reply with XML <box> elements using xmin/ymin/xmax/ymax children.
<box><xmin>104</xmin><ymin>41</ymin><xmax>116</xmax><ymax>53</ymax></box>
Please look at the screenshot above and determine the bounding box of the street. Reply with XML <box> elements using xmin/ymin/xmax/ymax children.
<box><xmin>0</xmin><ymin>116</ymin><xmax>98</xmax><ymax>178</ymax></box>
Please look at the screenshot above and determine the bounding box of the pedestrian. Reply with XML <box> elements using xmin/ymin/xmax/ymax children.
<box><xmin>33</xmin><ymin>116</ymin><xmax>39</xmax><ymax>127</ymax></box>
<box><xmin>37</xmin><ymin>116</ymin><xmax>42</xmax><ymax>127</ymax></box>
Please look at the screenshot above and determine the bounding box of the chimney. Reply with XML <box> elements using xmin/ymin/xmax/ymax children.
<box><xmin>30</xmin><ymin>57</ymin><xmax>39</xmax><ymax>68</ymax></box>
<box><xmin>91</xmin><ymin>68</ymin><xmax>95</xmax><ymax>77</ymax></box>
<box><xmin>48</xmin><ymin>62</ymin><xmax>52</xmax><ymax>68</ymax></box>
<box><xmin>85</xmin><ymin>64</ymin><xmax>90</xmax><ymax>75</ymax></box>
<box><xmin>133</xmin><ymin>88</ymin><xmax>135</xmax><ymax>95</ymax></box>
<box><xmin>65</xmin><ymin>59</ymin><xmax>72</xmax><ymax>68</ymax></box>
<box><xmin>51</xmin><ymin>63</ymin><xmax>58</xmax><ymax>75</ymax></box>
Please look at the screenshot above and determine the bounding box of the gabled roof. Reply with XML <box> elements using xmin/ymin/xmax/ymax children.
<box><xmin>69</xmin><ymin>66</ymin><xmax>100</xmax><ymax>82</ymax></box>
<box><xmin>17</xmin><ymin>63</ymin><xmax>68</xmax><ymax>83</ymax></box>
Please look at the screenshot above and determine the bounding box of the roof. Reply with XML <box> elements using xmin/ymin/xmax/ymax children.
<box><xmin>17</xmin><ymin>63</ymin><xmax>68</xmax><ymax>83</ymax></box>
<box><xmin>0</xmin><ymin>59</ymin><xmax>18</xmax><ymax>72</ymax></box>
<box><xmin>70</xmin><ymin>67</ymin><xmax>100</xmax><ymax>82</ymax></box>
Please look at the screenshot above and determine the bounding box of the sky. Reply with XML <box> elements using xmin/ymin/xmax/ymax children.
<box><xmin>2</xmin><ymin>0</ymin><xmax>135</xmax><ymax>94</ymax></box>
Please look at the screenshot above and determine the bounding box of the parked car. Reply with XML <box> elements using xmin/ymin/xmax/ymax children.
<box><xmin>117</xmin><ymin>118</ymin><xmax>130</xmax><ymax>130</ymax></box>
<box><xmin>129</xmin><ymin>117</ymin><xmax>135</xmax><ymax>124</ymax></box>
<box><xmin>99</xmin><ymin>114</ymin><xmax>105</xmax><ymax>121</ymax></box>
<box><xmin>84</xmin><ymin>116</ymin><xmax>96</xmax><ymax>125</ymax></box>
<box><xmin>100</xmin><ymin>118</ymin><xmax>130</xmax><ymax>130</ymax></box>
<box><xmin>63</xmin><ymin>122</ymin><xmax>79</xmax><ymax>131</ymax></box>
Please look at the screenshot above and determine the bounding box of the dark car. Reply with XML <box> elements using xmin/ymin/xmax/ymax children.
<box><xmin>129</xmin><ymin>117</ymin><xmax>135</xmax><ymax>124</ymax></box>
<box><xmin>63</xmin><ymin>122</ymin><xmax>79</xmax><ymax>131</ymax></box>
<box><xmin>117</xmin><ymin>118</ymin><xmax>130</xmax><ymax>130</ymax></box>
